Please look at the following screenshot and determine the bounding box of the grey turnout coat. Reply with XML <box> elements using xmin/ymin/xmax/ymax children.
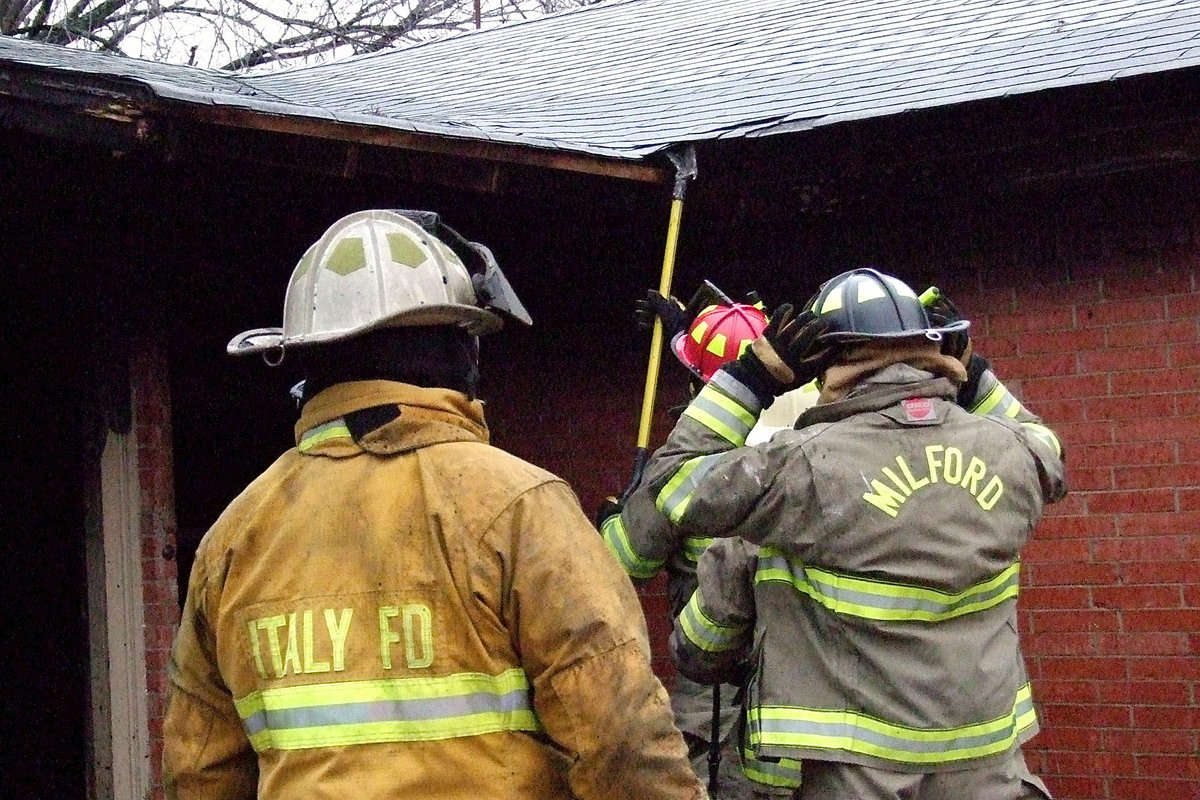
<box><xmin>650</xmin><ymin>362</ymin><xmax>1066</xmax><ymax>773</ymax></box>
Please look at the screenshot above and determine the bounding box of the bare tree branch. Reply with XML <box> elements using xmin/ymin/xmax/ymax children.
<box><xmin>3</xmin><ymin>0</ymin><xmax>590</xmax><ymax>69</ymax></box>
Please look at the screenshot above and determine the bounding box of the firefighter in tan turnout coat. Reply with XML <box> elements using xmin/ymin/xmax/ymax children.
<box><xmin>644</xmin><ymin>269</ymin><xmax>1066</xmax><ymax>799</ymax></box>
<box><xmin>163</xmin><ymin>210</ymin><xmax>704</xmax><ymax>800</ymax></box>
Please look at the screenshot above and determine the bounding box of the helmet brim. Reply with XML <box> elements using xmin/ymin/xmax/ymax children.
<box><xmin>817</xmin><ymin>318</ymin><xmax>970</xmax><ymax>342</ymax></box>
<box><xmin>227</xmin><ymin>305</ymin><xmax>503</xmax><ymax>357</ymax></box>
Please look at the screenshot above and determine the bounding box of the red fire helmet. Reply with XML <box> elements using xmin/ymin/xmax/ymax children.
<box><xmin>671</xmin><ymin>303</ymin><xmax>768</xmax><ymax>382</ymax></box>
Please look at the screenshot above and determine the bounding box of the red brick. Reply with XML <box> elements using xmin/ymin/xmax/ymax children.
<box><xmin>1084</xmin><ymin>441</ymin><xmax>1175</xmax><ymax>468</ymax></box>
<box><xmin>1035</xmin><ymin>514</ymin><xmax>1117</xmax><ymax>538</ymax></box>
<box><xmin>1067</xmin><ymin>467</ymin><xmax>1114</xmax><ymax>491</ymax></box>
<box><xmin>1093</xmin><ymin>535</ymin><xmax>1198</xmax><ymax>562</ymax></box>
<box><xmin>1116</xmin><ymin>511</ymin><xmax>1200</xmax><ymax>538</ymax></box>
<box><xmin>974</xmin><ymin>334</ymin><xmax>1021</xmax><ymax>358</ymax></box>
<box><xmin>1042</xmin><ymin>749</ymin><xmax>1136</xmax><ymax>777</ymax></box>
<box><xmin>1092</xmin><ymin>585</ymin><xmax>1182</xmax><ymax>610</ymax></box>
<box><xmin>1029</xmin><ymin>561</ymin><xmax>1121</xmax><ymax>587</ymax></box>
<box><xmin>1134</xmin><ymin>754</ymin><xmax>1200</xmax><ymax>780</ymax></box>
<box><xmin>1131</xmin><ymin>705</ymin><xmax>1200</xmax><ymax>729</ymax></box>
<box><xmin>1122</xmin><ymin>560</ymin><xmax>1200</xmax><ymax>584</ymax></box>
<box><xmin>1115</xmin><ymin>463</ymin><xmax>1200</xmax><ymax>490</ymax></box>
<box><xmin>1035</xmin><ymin>678</ymin><xmax>1100</xmax><ymax>703</ymax></box>
<box><xmin>1040</xmin><ymin>656</ymin><xmax>1128</xmax><ymax>681</ymax></box>
<box><xmin>1024</xmin><ymin>538</ymin><xmax>1091</xmax><ymax>562</ymax></box>
<box><xmin>1112</xmin><ymin>366</ymin><xmax>1200</xmax><ymax>394</ymax></box>
<box><xmin>1106</xmin><ymin>728</ymin><xmax>1197</xmax><ymax>755</ymax></box>
<box><xmin>1169</xmin><ymin>341</ymin><xmax>1200</xmax><ymax>367</ymax></box>
<box><xmin>1054</xmin><ymin>419</ymin><xmax>1114</xmax><ymax>446</ymax></box>
<box><xmin>1041</xmin><ymin>493</ymin><xmax>1088</xmax><ymax>516</ymax></box>
<box><xmin>1124</xmin><ymin>610</ymin><xmax>1200</xmax><ymax>634</ymax></box>
<box><xmin>1029</xmin><ymin>397</ymin><xmax>1085</xmax><ymax>424</ymax></box>
<box><xmin>991</xmin><ymin>352</ymin><xmax>1077</xmax><ymax>380</ymax></box>
<box><xmin>1181</xmin><ymin>487</ymin><xmax>1200</xmax><ymax>511</ymax></box>
<box><xmin>990</xmin><ymin>307</ymin><xmax>1076</xmax><ymax>333</ymax></box>
<box><xmin>1085</xmin><ymin>393</ymin><xmax>1175</xmax><ymax>421</ymax></box>
<box><xmin>1078</xmin><ymin>298</ymin><xmax>1166</xmax><ymax>327</ymax></box>
<box><xmin>1113</xmin><ymin>416</ymin><xmax>1198</xmax><ymax>443</ymax></box>
<box><xmin>1022</xmin><ymin>326</ymin><xmax>1106</xmax><ymax>354</ymax></box>
<box><xmin>1109</xmin><ymin>777</ymin><xmax>1200</xmax><ymax>799</ymax></box>
<box><xmin>1107</xmin><ymin>319</ymin><xmax>1198</xmax><ymax>347</ymax></box>
<box><xmin>1030</xmin><ymin>725</ymin><xmax>1104</xmax><ymax>752</ymax></box>
<box><xmin>1185</xmin><ymin>584</ymin><xmax>1200</xmax><ymax>607</ymax></box>
<box><xmin>1119</xmin><ymin>270</ymin><xmax>1197</xmax><ymax>298</ymax></box>
<box><xmin>1023</xmin><ymin>371</ymin><xmax>1110</xmax><ymax>400</ymax></box>
<box><xmin>1165</xmin><ymin>291</ymin><xmax>1200</xmax><ymax>320</ymax></box>
<box><xmin>1096</xmin><ymin>632</ymin><xmax>1192</xmax><ymax>656</ymax></box>
<box><xmin>1079</xmin><ymin>345</ymin><xmax>1169</xmax><ymax>373</ymax></box>
<box><xmin>1180</xmin><ymin>438</ymin><xmax>1200</xmax><ymax>462</ymax></box>
<box><xmin>1039</xmin><ymin>775</ymin><xmax>1106</xmax><ymax>800</ymax></box>
<box><xmin>1022</xmin><ymin>586</ymin><xmax>1093</xmax><ymax>610</ymax></box>
<box><xmin>1030</xmin><ymin>609</ymin><xmax>1120</xmax><ymax>633</ymax></box>
<box><xmin>1096</xmin><ymin>680</ymin><xmax>1192</xmax><ymax>705</ymax></box>
<box><xmin>1085</xmin><ymin>489</ymin><xmax>1176</xmax><ymax>514</ymax></box>
<box><xmin>1018</xmin><ymin>279</ymin><xmax>1105</xmax><ymax>310</ymax></box>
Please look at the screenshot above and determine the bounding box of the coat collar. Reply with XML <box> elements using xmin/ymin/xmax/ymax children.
<box><xmin>295</xmin><ymin>380</ymin><xmax>489</xmax><ymax>457</ymax></box>
<box><xmin>797</xmin><ymin>363</ymin><xmax>958</xmax><ymax>427</ymax></box>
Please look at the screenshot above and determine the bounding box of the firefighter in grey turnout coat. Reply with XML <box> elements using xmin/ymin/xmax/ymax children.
<box><xmin>644</xmin><ymin>269</ymin><xmax>1066</xmax><ymax>799</ymax></box>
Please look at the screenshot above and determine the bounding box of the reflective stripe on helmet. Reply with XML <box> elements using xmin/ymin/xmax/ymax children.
<box><xmin>234</xmin><ymin>668</ymin><xmax>539</xmax><ymax>752</ymax></box>
<box><xmin>755</xmin><ymin>549</ymin><xmax>1020</xmax><ymax>622</ymax></box>
<box><xmin>600</xmin><ymin>513</ymin><xmax>665</xmax><ymax>579</ymax></box>
<box><xmin>678</xmin><ymin>590</ymin><xmax>747</xmax><ymax>653</ymax></box>
<box><xmin>747</xmin><ymin>683</ymin><xmax>1036</xmax><ymax>765</ymax></box>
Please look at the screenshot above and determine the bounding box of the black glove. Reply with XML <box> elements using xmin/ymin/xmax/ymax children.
<box><xmin>925</xmin><ymin>292</ymin><xmax>972</xmax><ymax>361</ymax></box>
<box><xmin>723</xmin><ymin>304</ymin><xmax>834</xmax><ymax>405</ymax></box>
<box><xmin>635</xmin><ymin>290</ymin><xmax>688</xmax><ymax>339</ymax></box>
<box><xmin>957</xmin><ymin>353</ymin><xmax>991</xmax><ymax>410</ymax></box>
<box><xmin>595</xmin><ymin>496</ymin><xmax>623</xmax><ymax>529</ymax></box>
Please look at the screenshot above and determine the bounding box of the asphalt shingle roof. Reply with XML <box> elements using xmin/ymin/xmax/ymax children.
<box><xmin>3</xmin><ymin>0</ymin><xmax>1200</xmax><ymax>160</ymax></box>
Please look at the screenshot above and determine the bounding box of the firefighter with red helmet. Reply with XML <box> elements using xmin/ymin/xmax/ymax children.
<box><xmin>648</xmin><ymin>268</ymin><xmax>1065</xmax><ymax>799</ymax></box>
<box><xmin>600</xmin><ymin>290</ymin><xmax>810</xmax><ymax>798</ymax></box>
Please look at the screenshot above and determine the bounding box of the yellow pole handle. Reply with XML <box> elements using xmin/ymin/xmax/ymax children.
<box><xmin>636</xmin><ymin>196</ymin><xmax>685</xmax><ymax>449</ymax></box>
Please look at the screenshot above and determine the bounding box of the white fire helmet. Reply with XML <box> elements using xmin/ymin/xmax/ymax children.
<box><xmin>227</xmin><ymin>209</ymin><xmax>529</xmax><ymax>358</ymax></box>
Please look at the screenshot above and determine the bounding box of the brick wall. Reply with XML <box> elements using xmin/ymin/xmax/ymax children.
<box><xmin>944</xmin><ymin>222</ymin><xmax>1200</xmax><ymax>798</ymax></box>
<box><xmin>133</xmin><ymin>339</ymin><xmax>179</xmax><ymax>800</ymax></box>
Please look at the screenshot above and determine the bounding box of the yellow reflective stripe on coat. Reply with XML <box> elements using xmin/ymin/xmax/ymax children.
<box><xmin>657</xmin><ymin>453</ymin><xmax>725</xmax><ymax>524</ymax></box>
<box><xmin>683</xmin><ymin>381</ymin><xmax>757</xmax><ymax>445</ymax></box>
<box><xmin>682</xmin><ymin>536</ymin><xmax>715</xmax><ymax>563</ymax></box>
<box><xmin>678</xmin><ymin>590</ymin><xmax>748</xmax><ymax>653</ymax></box>
<box><xmin>747</xmin><ymin>683</ymin><xmax>1036</xmax><ymax>765</ymax></box>
<box><xmin>234</xmin><ymin>668</ymin><xmax>540</xmax><ymax>752</ymax></box>
<box><xmin>298</xmin><ymin>419</ymin><xmax>353</xmax><ymax>453</ymax></box>
<box><xmin>740</xmin><ymin>747</ymin><xmax>804</xmax><ymax>789</ymax></box>
<box><xmin>755</xmin><ymin>549</ymin><xmax>1019</xmax><ymax>622</ymax></box>
<box><xmin>1023</xmin><ymin>422</ymin><xmax>1062</xmax><ymax>458</ymax></box>
<box><xmin>600</xmin><ymin>514</ymin><xmax>664</xmax><ymax>579</ymax></box>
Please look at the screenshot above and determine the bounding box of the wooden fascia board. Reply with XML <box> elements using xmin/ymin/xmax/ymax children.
<box><xmin>0</xmin><ymin>64</ymin><xmax>671</xmax><ymax>184</ymax></box>
<box><xmin>162</xmin><ymin>102</ymin><xmax>671</xmax><ymax>185</ymax></box>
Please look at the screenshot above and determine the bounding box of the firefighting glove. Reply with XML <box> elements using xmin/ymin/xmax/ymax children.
<box><xmin>723</xmin><ymin>304</ymin><xmax>834</xmax><ymax>406</ymax></box>
<box><xmin>957</xmin><ymin>353</ymin><xmax>992</xmax><ymax>410</ymax></box>
<box><xmin>635</xmin><ymin>290</ymin><xmax>689</xmax><ymax>339</ymax></box>
<box><xmin>595</xmin><ymin>496</ymin><xmax>623</xmax><ymax>529</ymax></box>
<box><xmin>926</xmin><ymin>292</ymin><xmax>972</xmax><ymax>362</ymax></box>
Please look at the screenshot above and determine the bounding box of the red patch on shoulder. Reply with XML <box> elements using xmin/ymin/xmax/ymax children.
<box><xmin>902</xmin><ymin>397</ymin><xmax>936</xmax><ymax>422</ymax></box>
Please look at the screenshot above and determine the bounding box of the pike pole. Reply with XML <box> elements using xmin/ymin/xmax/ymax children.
<box><xmin>622</xmin><ymin>145</ymin><xmax>697</xmax><ymax>501</ymax></box>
